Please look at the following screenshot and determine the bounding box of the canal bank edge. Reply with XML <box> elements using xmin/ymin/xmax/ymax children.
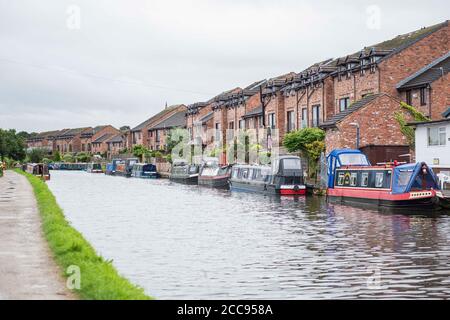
<box><xmin>14</xmin><ymin>169</ymin><xmax>152</xmax><ymax>300</ymax></box>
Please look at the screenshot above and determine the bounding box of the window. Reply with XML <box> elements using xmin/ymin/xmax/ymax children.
<box><xmin>241</xmin><ymin>169</ymin><xmax>249</xmax><ymax>179</ymax></box>
<box><xmin>301</xmin><ymin>108</ymin><xmax>308</xmax><ymax>128</ymax></box>
<box><xmin>268</xmin><ymin>113</ymin><xmax>276</xmax><ymax>129</ymax></box>
<box><xmin>312</xmin><ymin>105</ymin><xmax>320</xmax><ymax>127</ymax></box>
<box><xmin>337</xmin><ymin>173</ymin><xmax>345</xmax><ymax>186</ymax></box>
<box><xmin>155</xmin><ymin>130</ymin><xmax>160</xmax><ymax>143</ymax></box>
<box><xmin>350</xmin><ymin>173</ymin><xmax>358</xmax><ymax>186</ymax></box>
<box><xmin>215</xmin><ymin>123</ymin><xmax>221</xmax><ymax>141</ymax></box>
<box><xmin>420</xmin><ymin>88</ymin><xmax>427</xmax><ymax>106</ymax></box>
<box><xmin>229</xmin><ymin>121</ymin><xmax>234</xmax><ymax>130</ymax></box>
<box><xmin>239</xmin><ymin>120</ymin><xmax>245</xmax><ymax>130</ymax></box>
<box><xmin>287</xmin><ymin>111</ymin><xmax>295</xmax><ymax>132</ymax></box>
<box><xmin>428</xmin><ymin>127</ymin><xmax>446</xmax><ymax>146</ymax></box>
<box><xmin>375</xmin><ymin>173</ymin><xmax>384</xmax><ymax>188</ymax></box>
<box><xmin>406</xmin><ymin>90</ymin><xmax>412</xmax><ymax>105</ymax></box>
<box><xmin>361</xmin><ymin>172</ymin><xmax>369</xmax><ymax>187</ymax></box>
<box><xmin>258</xmin><ymin>115</ymin><xmax>264</xmax><ymax>128</ymax></box>
<box><xmin>339</xmin><ymin>98</ymin><xmax>350</xmax><ymax>112</ymax></box>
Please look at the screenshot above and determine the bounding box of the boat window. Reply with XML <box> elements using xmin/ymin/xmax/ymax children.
<box><xmin>202</xmin><ymin>167</ymin><xmax>219</xmax><ymax>176</ymax></box>
<box><xmin>248</xmin><ymin>169</ymin><xmax>254</xmax><ymax>180</ymax></box>
<box><xmin>361</xmin><ymin>172</ymin><xmax>369</xmax><ymax>187</ymax></box>
<box><xmin>375</xmin><ymin>172</ymin><xmax>384</xmax><ymax>188</ymax></box>
<box><xmin>189</xmin><ymin>166</ymin><xmax>199</xmax><ymax>174</ymax></box>
<box><xmin>232</xmin><ymin>168</ymin><xmax>239</xmax><ymax>179</ymax></box>
<box><xmin>337</xmin><ymin>172</ymin><xmax>345</xmax><ymax>186</ymax></box>
<box><xmin>397</xmin><ymin>170</ymin><xmax>413</xmax><ymax>187</ymax></box>
<box><xmin>241</xmin><ymin>169</ymin><xmax>249</xmax><ymax>179</ymax></box>
<box><xmin>283</xmin><ymin>158</ymin><xmax>301</xmax><ymax>170</ymax></box>
<box><xmin>339</xmin><ymin>154</ymin><xmax>370</xmax><ymax>166</ymax></box>
<box><xmin>350</xmin><ymin>172</ymin><xmax>358</xmax><ymax>186</ymax></box>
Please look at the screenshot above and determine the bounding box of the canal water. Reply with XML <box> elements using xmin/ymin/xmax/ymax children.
<box><xmin>47</xmin><ymin>171</ymin><xmax>450</xmax><ymax>299</ymax></box>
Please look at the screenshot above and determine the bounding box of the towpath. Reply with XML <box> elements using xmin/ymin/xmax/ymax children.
<box><xmin>0</xmin><ymin>171</ymin><xmax>74</xmax><ymax>300</ymax></box>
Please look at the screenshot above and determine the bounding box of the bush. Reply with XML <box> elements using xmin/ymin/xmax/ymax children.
<box><xmin>27</xmin><ymin>148</ymin><xmax>48</xmax><ymax>163</ymax></box>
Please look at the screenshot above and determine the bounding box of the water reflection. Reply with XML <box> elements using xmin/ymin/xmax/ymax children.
<box><xmin>47</xmin><ymin>171</ymin><xmax>450</xmax><ymax>299</ymax></box>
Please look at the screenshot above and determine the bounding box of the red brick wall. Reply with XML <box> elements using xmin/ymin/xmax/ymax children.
<box><xmin>325</xmin><ymin>94</ymin><xmax>413</xmax><ymax>153</ymax></box>
<box><xmin>380</xmin><ymin>23</ymin><xmax>449</xmax><ymax>97</ymax></box>
<box><xmin>430</xmin><ymin>73</ymin><xmax>450</xmax><ymax>119</ymax></box>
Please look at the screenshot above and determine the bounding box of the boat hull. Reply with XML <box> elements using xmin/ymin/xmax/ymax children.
<box><xmin>170</xmin><ymin>175</ymin><xmax>199</xmax><ymax>185</ymax></box>
<box><xmin>230</xmin><ymin>181</ymin><xmax>306</xmax><ymax>196</ymax></box>
<box><xmin>328</xmin><ymin>188</ymin><xmax>440</xmax><ymax>210</ymax></box>
<box><xmin>198</xmin><ymin>176</ymin><xmax>230</xmax><ymax>189</ymax></box>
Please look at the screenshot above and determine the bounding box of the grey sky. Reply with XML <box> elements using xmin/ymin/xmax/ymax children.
<box><xmin>0</xmin><ymin>0</ymin><xmax>448</xmax><ymax>132</ymax></box>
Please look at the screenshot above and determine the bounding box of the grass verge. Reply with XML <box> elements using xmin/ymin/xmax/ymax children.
<box><xmin>15</xmin><ymin>169</ymin><xmax>151</xmax><ymax>300</ymax></box>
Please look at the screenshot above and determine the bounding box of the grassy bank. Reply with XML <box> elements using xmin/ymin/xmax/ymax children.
<box><xmin>15</xmin><ymin>169</ymin><xmax>151</xmax><ymax>300</ymax></box>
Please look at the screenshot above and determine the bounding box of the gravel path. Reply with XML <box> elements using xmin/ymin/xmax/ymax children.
<box><xmin>0</xmin><ymin>171</ymin><xmax>74</xmax><ymax>300</ymax></box>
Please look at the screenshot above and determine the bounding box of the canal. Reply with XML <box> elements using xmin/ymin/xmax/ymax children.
<box><xmin>47</xmin><ymin>171</ymin><xmax>450</xmax><ymax>299</ymax></box>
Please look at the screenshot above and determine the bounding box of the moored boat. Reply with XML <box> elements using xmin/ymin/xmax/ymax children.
<box><xmin>115</xmin><ymin>158</ymin><xmax>139</xmax><ymax>178</ymax></box>
<box><xmin>26</xmin><ymin>163</ymin><xmax>51</xmax><ymax>181</ymax></box>
<box><xmin>105</xmin><ymin>159</ymin><xmax>122</xmax><ymax>176</ymax></box>
<box><xmin>229</xmin><ymin>156</ymin><xmax>306</xmax><ymax>195</ymax></box>
<box><xmin>86</xmin><ymin>163</ymin><xmax>103</xmax><ymax>173</ymax></box>
<box><xmin>131</xmin><ymin>163</ymin><xmax>160</xmax><ymax>179</ymax></box>
<box><xmin>327</xmin><ymin>149</ymin><xmax>441</xmax><ymax>210</ymax></box>
<box><xmin>170</xmin><ymin>160</ymin><xmax>200</xmax><ymax>185</ymax></box>
<box><xmin>198</xmin><ymin>158</ymin><xmax>231</xmax><ymax>189</ymax></box>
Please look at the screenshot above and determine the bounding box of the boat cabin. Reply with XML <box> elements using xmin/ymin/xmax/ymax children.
<box><xmin>199</xmin><ymin>157</ymin><xmax>231</xmax><ymax>188</ymax></box>
<box><xmin>230</xmin><ymin>156</ymin><xmax>306</xmax><ymax>195</ymax></box>
<box><xmin>26</xmin><ymin>163</ymin><xmax>51</xmax><ymax>181</ymax></box>
<box><xmin>87</xmin><ymin>163</ymin><xmax>103</xmax><ymax>173</ymax></box>
<box><xmin>131</xmin><ymin>163</ymin><xmax>159</xmax><ymax>179</ymax></box>
<box><xmin>170</xmin><ymin>159</ymin><xmax>200</xmax><ymax>185</ymax></box>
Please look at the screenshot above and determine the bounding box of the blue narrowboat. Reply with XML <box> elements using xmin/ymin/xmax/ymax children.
<box><xmin>105</xmin><ymin>159</ymin><xmax>123</xmax><ymax>176</ymax></box>
<box><xmin>131</xmin><ymin>163</ymin><xmax>160</xmax><ymax>179</ymax></box>
<box><xmin>86</xmin><ymin>163</ymin><xmax>103</xmax><ymax>173</ymax></box>
<box><xmin>327</xmin><ymin>149</ymin><xmax>441</xmax><ymax>210</ymax></box>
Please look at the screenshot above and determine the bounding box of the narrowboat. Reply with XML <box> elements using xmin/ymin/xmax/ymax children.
<box><xmin>229</xmin><ymin>156</ymin><xmax>306</xmax><ymax>195</ymax></box>
<box><xmin>131</xmin><ymin>163</ymin><xmax>160</xmax><ymax>179</ymax></box>
<box><xmin>327</xmin><ymin>149</ymin><xmax>441</xmax><ymax>210</ymax></box>
<box><xmin>115</xmin><ymin>158</ymin><xmax>139</xmax><ymax>178</ymax></box>
<box><xmin>105</xmin><ymin>159</ymin><xmax>123</xmax><ymax>176</ymax></box>
<box><xmin>198</xmin><ymin>158</ymin><xmax>231</xmax><ymax>189</ymax></box>
<box><xmin>26</xmin><ymin>163</ymin><xmax>51</xmax><ymax>181</ymax></box>
<box><xmin>170</xmin><ymin>160</ymin><xmax>200</xmax><ymax>185</ymax></box>
<box><xmin>86</xmin><ymin>163</ymin><xmax>103</xmax><ymax>174</ymax></box>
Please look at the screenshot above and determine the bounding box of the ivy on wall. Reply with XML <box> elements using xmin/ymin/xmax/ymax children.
<box><xmin>394</xmin><ymin>102</ymin><xmax>430</xmax><ymax>148</ymax></box>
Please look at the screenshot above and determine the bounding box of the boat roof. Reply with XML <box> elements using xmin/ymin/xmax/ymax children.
<box><xmin>328</xmin><ymin>149</ymin><xmax>365</xmax><ymax>157</ymax></box>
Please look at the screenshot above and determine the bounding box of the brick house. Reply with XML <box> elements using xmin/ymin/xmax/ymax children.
<box><xmin>54</xmin><ymin>127</ymin><xmax>92</xmax><ymax>154</ymax></box>
<box><xmin>186</xmin><ymin>102</ymin><xmax>214</xmax><ymax>147</ymax></box>
<box><xmin>321</xmin><ymin>93</ymin><xmax>413</xmax><ymax>164</ymax></box>
<box><xmin>79</xmin><ymin>125</ymin><xmax>121</xmax><ymax>154</ymax></box>
<box><xmin>130</xmin><ymin>104</ymin><xmax>186</xmax><ymax>149</ymax></box>
<box><xmin>396</xmin><ymin>52</ymin><xmax>449</xmax><ymax>120</ymax></box>
<box><xmin>26</xmin><ymin>130</ymin><xmax>65</xmax><ymax>153</ymax></box>
<box><xmin>147</xmin><ymin>108</ymin><xmax>187</xmax><ymax>151</ymax></box>
<box><xmin>91</xmin><ymin>133</ymin><xmax>115</xmax><ymax>155</ymax></box>
<box><xmin>106</xmin><ymin>134</ymin><xmax>127</xmax><ymax>157</ymax></box>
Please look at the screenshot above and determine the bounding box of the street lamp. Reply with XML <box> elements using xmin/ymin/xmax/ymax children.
<box><xmin>349</xmin><ymin>122</ymin><xmax>360</xmax><ymax>149</ymax></box>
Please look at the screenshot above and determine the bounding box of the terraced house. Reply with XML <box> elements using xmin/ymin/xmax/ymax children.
<box><xmin>147</xmin><ymin>108</ymin><xmax>187</xmax><ymax>151</ymax></box>
<box><xmin>129</xmin><ymin>104</ymin><xmax>186</xmax><ymax>149</ymax></box>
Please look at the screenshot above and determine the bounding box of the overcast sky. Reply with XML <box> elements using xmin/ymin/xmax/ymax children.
<box><xmin>0</xmin><ymin>0</ymin><xmax>448</xmax><ymax>132</ymax></box>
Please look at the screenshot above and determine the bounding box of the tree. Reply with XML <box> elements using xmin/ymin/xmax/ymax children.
<box><xmin>132</xmin><ymin>145</ymin><xmax>150</xmax><ymax>162</ymax></box>
<box><xmin>75</xmin><ymin>152</ymin><xmax>91</xmax><ymax>163</ymax></box>
<box><xmin>27</xmin><ymin>148</ymin><xmax>47</xmax><ymax>163</ymax></box>
<box><xmin>120</xmin><ymin>126</ymin><xmax>131</xmax><ymax>132</ymax></box>
<box><xmin>63</xmin><ymin>153</ymin><xmax>75</xmax><ymax>163</ymax></box>
<box><xmin>53</xmin><ymin>150</ymin><xmax>62</xmax><ymax>162</ymax></box>
<box><xmin>283</xmin><ymin>128</ymin><xmax>326</xmax><ymax>179</ymax></box>
<box><xmin>0</xmin><ymin>129</ymin><xmax>26</xmax><ymax>161</ymax></box>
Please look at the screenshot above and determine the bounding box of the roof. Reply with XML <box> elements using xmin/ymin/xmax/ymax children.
<box><xmin>107</xmin><ymin>134</ymin><xmax>124</xmax><ymax>143</ymax></box>
<box><xmin>131</xmin><ymin>105</ymin><xmax>184</xmax><ymax>132</ymax></box>
<box><xmin>396</xmin><ymin>52</ymin><xmax>450</xmax><ymax>90</ymax></box>
<box><xmin>199</xmin><ymin>112</ymin><xmax>214</xmax><ymax>124</ymax></box>
<box><xmin>243</xmin><ymin>106</ymin><xmax>263</xmax><ymax>119</ymax></box>
<box><xmin>370</xmin><ymin>21</ymin><xmax>448</xmax><ymax>58</ymax></box>
<box><xmin>59</xmin><ymin>127</ymin><xmax>91</xmax><ymax>137</ymax></box>
<box><xmin>443</xmin><ymin>107</ymin><xmax>450</xmax><ymax>118</ymax></box>
<box><xmin>407</xmin><ymin>118</ymin><xmax>450</xmax><ymax>127</ymax></box>
<box><xmin>320</xmin><ymin>94</ymin><xmax>382</xmax><ymax>129</ymax></box>
<box><xmin>92</xmin><ymin>133</ymin><xmax>113</xmax><ymax>143</ymax></box>
<box><xmin>151</xmin><ymin>111</ymin><xmax>186</xmax><ymax>130</ymax></box>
